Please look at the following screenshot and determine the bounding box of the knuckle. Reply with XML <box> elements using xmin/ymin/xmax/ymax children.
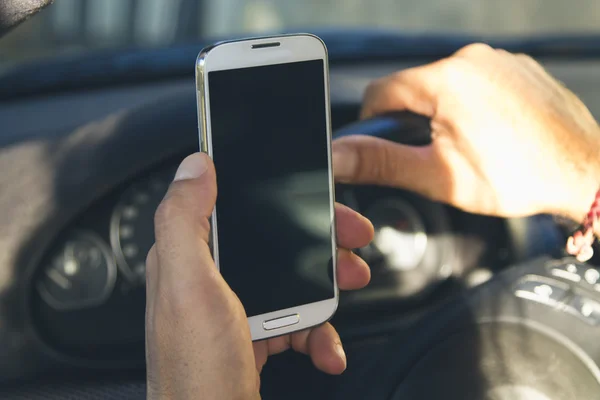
<box><xmin>154</xmin><ymin>182</ymin><xmax>212</xmax><ymax>243</ymax></box>
<box><xmin>455</xmin><ymin>42</ymin><xmax>494</xmax><ymax>58</ymax></box>
<box><xmin>154</xmin><ymin>198</ymin><xmax>174</xmax><ymax>228</ymax></box>
<box><xmin>438</xmin><ymin>57</ymin><xmax>467</xmax><ymax>80</ymax></box>
<box><xmin>387</xmin><ymin>69</ymin><xmax>413</xmax><ymax>89</ymax></box>
<box><xmin>363</xmin><ymin>75</ymin><xmax>394</xmax><ymax>102</ymax></box>
<box><xmin>514</xmin><ymin>52</ymin><xmax>530</xmax><ymax>60</ymax></box>
<box><xmin>515</xmin><ymin>52</ymin><xmax>540</xmax><ymax>67</ymax></box>
<box><xmin>154</xmin><ymin>185</ymin><xmax>186</xmax><ymax>228</ymax></box>
<box><xmin>362</xmin><ymin>78</ymin><xmax>383</xmax><ymax>105</ymax></box>
<box><xmin>379</xmin><ymin>143</ymin><xmax>399</xmax><ymax>182</ymax></box>
<box><xmin>514</xmin><ymin>52</ymin><xmax>531</xmax><ymax>60</ymax></box>
<box><xmin>361</xmin><ymin>74</ymin><xmax>405</xmax><ymax>118</ymax></box>
<box><xmin>356</xmin><ymin>139</ymin><xmax>394</xmax><ymax>183</ymax></box>
<box><xmin>360</xmin><ymin>80</ymin><xmax>383</xmax><ymax>118</ymax></box>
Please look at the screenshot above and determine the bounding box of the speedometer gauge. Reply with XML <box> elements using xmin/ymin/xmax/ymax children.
<box><xmin>111</xmin><ymin>166</ymin><xmax>177</xmax><ymax>284</ymax></box>
<box><xmin>38</xmin><ymin>231</ymin><xmax>116</xmax><ymax>310</ymax></box>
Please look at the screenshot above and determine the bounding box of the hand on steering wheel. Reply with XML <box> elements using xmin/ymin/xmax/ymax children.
<box><xmin>333</xmin><ymin>43</ymin><xmax>600</xmax><ymax>222</ymax></box>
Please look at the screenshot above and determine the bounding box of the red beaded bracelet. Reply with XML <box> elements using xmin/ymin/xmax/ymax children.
<box><xmin>566</xmin><ymin>188</ymin><xmax>600</xmax><ymax>262</ymax></box>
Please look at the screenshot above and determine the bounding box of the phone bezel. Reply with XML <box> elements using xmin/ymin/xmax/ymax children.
<box><xmin>195</xmin><ymin>34</ymin><xmax>339</xmax><ymax>341</ymax></box>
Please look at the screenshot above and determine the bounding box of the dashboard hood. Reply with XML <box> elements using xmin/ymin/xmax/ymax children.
<box><xmin>1</xmin><ymin>29</ymin><xmax>600</xmax><ymax>101</ymax></box>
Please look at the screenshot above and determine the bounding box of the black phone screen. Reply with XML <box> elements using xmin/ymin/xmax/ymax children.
<box><xmin>208</xmin><ymin>59</ymin><xmax>335</xmax><ymax>318</ymax></box>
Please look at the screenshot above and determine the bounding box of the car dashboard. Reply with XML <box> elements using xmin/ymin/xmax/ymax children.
<box><xmin>1</xmin><ymin>51</ymin><xmax>599</xmax><ymax>397</ymax></box>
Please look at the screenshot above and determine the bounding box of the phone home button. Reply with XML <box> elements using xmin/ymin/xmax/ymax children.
<box><xmin>263</xmin><ymin>314</ymin><xmax>300</xmax><ymax>331</ymax></box>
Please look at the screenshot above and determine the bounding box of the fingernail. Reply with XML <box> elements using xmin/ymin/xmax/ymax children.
<box><xmin>174</xmin><ymin>154</ymin><xmax>208</xmax><ymax>181</ymax></box>
<box><xmin>332</xmin><ymin>146</ymin><xmax>357</xmax><ymax>181</ymax></box>
<box><xmin>335</xmin><ymin>342</ymin><xmax>347</xmax><ymax>369</ymax></box>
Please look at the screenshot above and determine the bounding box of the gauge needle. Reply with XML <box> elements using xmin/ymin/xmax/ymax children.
<box><xmin>46</xmin><ymin>269</ymin><xmax>71</xmax><ymax>290</ymax></box>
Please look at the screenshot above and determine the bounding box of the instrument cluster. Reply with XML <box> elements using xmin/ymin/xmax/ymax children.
<box><xmin>35</xmin><ymin>165</ymin><xmax>176</xmax><ymax>314</ymax></box>
<box><xmin>30</xmin><ymin>160</ymin><xmax>510</xmax><ymax>361</ymax></box>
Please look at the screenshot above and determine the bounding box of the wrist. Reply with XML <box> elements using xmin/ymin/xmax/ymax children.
<box><xmin>562</xmin><ymin>175</ymin><xmax>600</xmax><ymax>225</ymax></box>
<box><xmin>555</xmin><ymin>131</ymin><xmax>600</xmax><ymax>224</ymax></box>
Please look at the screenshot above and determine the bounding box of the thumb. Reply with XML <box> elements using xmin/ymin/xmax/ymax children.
<box><xmin>332</xmin><ymin>135</ymin><xmax>449</xmax><ymax>201</ymax></box>
<box><xmin>153</xmin><ymin>152</ymin><xmax>219</xmax><ymax>291</ymax></box>
<box><xmin>147</xmin><ymin>153</ymin><xmax>257</xmax><ymax>399</ymax></box>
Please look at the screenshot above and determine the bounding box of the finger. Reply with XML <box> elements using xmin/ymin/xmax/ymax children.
<box><xmin>153</xmin><ymin>152</ymin><xmax>222</xmax><ymax>297</ymax></box>
<box><xmin>335</xmin><ymin>202</ymin><xmax>374</xmax><ymax>249</ymax></box>
<box><xmin>336</xmin><ymin>248</ymin><xmax>370</xmax><ymax>290</ymax></box>
<box><xmin>305</xmin><ymin>323</ymin><xmax>346</xmax><ymax>374</ymax></box>
<box><xmin>252</xmin><ymin>329</ymin><xmax>309</xmax><ymax>372</ymax></box>
<box><xmin>360</xmin><ymin>59</ymin><xmax>448</xmax><ymax>120</ymax></box>
<box><xmin>332</xmin><ymin>135</ymin><xmax>449</xmax><ymax>202</ymax></box>
<box><xmin>262</xmin><ymin>323</ymin><xmax>346</xmax><ymax>374</ymax></box>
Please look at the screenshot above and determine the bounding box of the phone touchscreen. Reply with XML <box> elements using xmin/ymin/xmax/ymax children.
<box><xmin>208</xmin><ymin>60</ymin><xmax>334</xmax><ymax>317</ymax></box>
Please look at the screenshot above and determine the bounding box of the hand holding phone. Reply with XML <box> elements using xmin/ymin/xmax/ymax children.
<box><xmin>146</xmin><ymin>153</ymin><xmax>373</xmax><ymax>398</ymax></box>
<box><xmin>196</xmin><ymin>34</ymin><xmax>350</xmax><ymax>340</ymax></box>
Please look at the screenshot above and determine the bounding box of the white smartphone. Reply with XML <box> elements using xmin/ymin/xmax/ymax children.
<box><xmin>195</xmin><ymin>34</ymin><xmax>338</xmax><ymax>341</ymax></box>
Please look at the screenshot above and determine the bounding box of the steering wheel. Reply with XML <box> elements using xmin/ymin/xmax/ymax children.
<box><xmin>3</xmin><ymin>112</ymin><xmax>599</xmax><ymax>400</ymax></box>
<box><xmin>332</xmin><ymin>112</ymin><xmax>600</xmax><ymax>400</ymax></box>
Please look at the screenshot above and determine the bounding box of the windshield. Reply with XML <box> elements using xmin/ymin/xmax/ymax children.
<box><xmin>2</xmin><ymin>0</ymin><xmax>600</xmax><ymax>71</ymax></box>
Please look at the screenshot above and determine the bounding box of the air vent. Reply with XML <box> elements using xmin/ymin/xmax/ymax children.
<box><xmin>251</xmin><ymin>42</ymin><xmax>281</xmax><ymax>49</ymax></box>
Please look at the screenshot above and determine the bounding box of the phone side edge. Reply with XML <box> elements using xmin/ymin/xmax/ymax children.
<box><xmin>195</xmin><ymin>48</ymin><xmax>220</xmax><ymax>270</ymax></box>
<box><xmin>320</xmin><ymin>31</ymin><xmax>339</xmax><ymax>323</ymax></box>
